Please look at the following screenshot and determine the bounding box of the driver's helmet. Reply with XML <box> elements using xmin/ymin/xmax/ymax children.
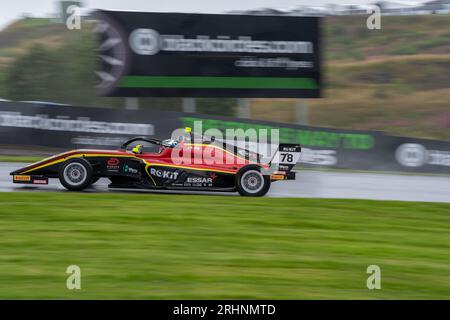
<box><xmin>132</xmin><ymin>144</ymin><xmax>143</xmax><ymax>154</ymax></box>
<box><xmin>161</xmin><ymin>139</ymin><xmax>178</xmax><ymax>148</ymax></box>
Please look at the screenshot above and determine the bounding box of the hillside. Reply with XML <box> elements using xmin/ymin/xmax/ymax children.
<box><xmin>0</xmin><ymin>18</ymin><xmax>69</xmax><ymax>69</ymax></box>
<box><xmin>252</xmin><ymin>15</ymin><xmax>450</xmax><ymax>140</ymax></box>
<box><xmin>0</xmin><ymin>15</ymin><xmax>449</xmax><ymax>139</ymax></box>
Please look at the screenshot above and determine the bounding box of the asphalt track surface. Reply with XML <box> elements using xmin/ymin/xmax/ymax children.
<box><xmin>1</xmin><ymin>162</ymin><xmax>449</xmax><ymax>203</ymax></box>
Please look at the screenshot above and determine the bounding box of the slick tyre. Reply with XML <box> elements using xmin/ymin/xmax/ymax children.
<box><xmin>236</xmin><ymin>166</ymin><xmax>271</xmax><ymax>197</ymax></box>
<box><xmin>59</xmin><ymin>158</ymin><xmax>93</xmax><ymax>191</ymax></box>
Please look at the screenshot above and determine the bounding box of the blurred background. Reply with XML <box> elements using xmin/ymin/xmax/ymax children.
<box><xmin>0</xmin><ymin>0</ymin><xmax>448</xmax><ymax>138</ymax></box>
<box><xmin>0</xmin><ymin>1</ymin><xmax>449</xmax><ymax>300</ymax></box>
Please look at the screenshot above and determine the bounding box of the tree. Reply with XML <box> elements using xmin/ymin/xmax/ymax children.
<box><xmin>6</xmin><ymin>44</ymin><xmax>65</xmax><ymax>101</ymax></box>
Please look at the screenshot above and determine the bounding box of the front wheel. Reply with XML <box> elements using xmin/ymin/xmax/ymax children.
<box><xmin>236</xmin><ymin>166</ymin><xmax>271</xmax><ymax>197</ymax></box>
<box><xmin>59</xmin><ymin>158</ymin><xmax>93</xmax><ymax>191</ymax></box>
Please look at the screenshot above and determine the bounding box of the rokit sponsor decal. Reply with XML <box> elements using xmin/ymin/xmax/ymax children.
<box><xmin>149</xmin><ymin>168</ymin><xmax>179</xmax><ymax>180</ymax></box>
<box><xmin>107</xmin><ymin>158</ymin><xmax>120</xmax><ymax>171</ymax></box>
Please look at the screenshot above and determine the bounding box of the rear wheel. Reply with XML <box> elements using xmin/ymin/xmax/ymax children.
<box><xmin>59</xmin><ymin>158</ymin><xmax>93</xmax><ymax>191</ymax></box>
<box><xmin>236</xmin><ymin>166</ymin><xmax>270</xmax><ymax>197</ymax></box>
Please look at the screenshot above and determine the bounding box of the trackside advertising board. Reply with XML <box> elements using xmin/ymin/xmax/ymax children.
<box><xmin>0</xmin><ymin>102</ymin><xmax>178</xmax><ymax>149</ymax></box>
<box><xmin>2</xmin><ymin>102</ymin><xmax>448</xmax><ymax>174</ymax></box>
<box><xmin>95</xmin><ymin>10</ymin><xmax>321</xmax><ymax>98</ymax></box>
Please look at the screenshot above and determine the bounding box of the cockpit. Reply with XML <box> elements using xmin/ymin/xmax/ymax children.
<box><xmin>120</xmin><ymin>136</ymin><xmax>179</xmax><ymax>155</ymax></box>
<box><xmin>161</xmin><ymin>139</ymin><xmax>179</xmax><ymax>148</ymax></box>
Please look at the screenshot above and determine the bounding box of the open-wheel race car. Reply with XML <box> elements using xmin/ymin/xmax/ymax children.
<box><xmin>11</xmin><ymin>128</ymin><xmax>301</xmax><ymax>196</ymax></box>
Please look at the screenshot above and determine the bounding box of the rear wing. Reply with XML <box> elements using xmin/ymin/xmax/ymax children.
<box><xmin>269</xmin><ymin>144</ymin><xmax>302</xmax><ymax>174</ymax></box>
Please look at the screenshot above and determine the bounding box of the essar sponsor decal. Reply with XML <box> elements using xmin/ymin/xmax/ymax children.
<box><xmin>185</xmin><ymin>173</ymin><xmax>217</xmax><ymax>187</ymax></box>
<box><xmin>187</xmin><ymin>177</ymin><xmax>213</xmax><ymax>184</ymax></box>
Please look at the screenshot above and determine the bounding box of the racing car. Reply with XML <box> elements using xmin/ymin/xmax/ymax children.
<box><xmin>10</xmin><ymin>128</ymin><xmax>301</xmax><ymax>196</ymax></box>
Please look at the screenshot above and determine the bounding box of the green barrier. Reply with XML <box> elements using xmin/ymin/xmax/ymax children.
<box><xmin>181</xmin><ymin>117</ymin><xmax>374</xmax><ymax>150</ymax></box>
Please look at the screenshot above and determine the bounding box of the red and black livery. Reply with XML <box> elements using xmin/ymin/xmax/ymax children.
<box><xmin>11</xmin><ymin>134</ymin><xmax>301</xmax><ymax>197</ymax></box>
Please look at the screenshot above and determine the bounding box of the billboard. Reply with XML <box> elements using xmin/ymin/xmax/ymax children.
<box><xmin>94</xmin><ymin>10</ymin><xmax>321</xmax><ymax>98</ymax></box>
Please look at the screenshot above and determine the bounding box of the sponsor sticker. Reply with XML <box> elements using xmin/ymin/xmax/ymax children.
<box><xmin>270</xmin><ymin>174</ymin><xmax>285</xmax><ymax>180</ymax></box>
<box><xmin>187</xmin><ymin>177</ymin><xmax>213</xmax><ymax>184</ymax></box>
<box><xmin>149</xmin><ymin>168</ymin><xmax>179</xmax><ymax>180</ymax></box>
<box><xmin>14</xmin><ymin>175</ymin><xmax>31</xmax><ymax>182</ymax></box>
<box><xmin>107</xmin><ymin>158</ymin><xmax>120</xmax><ymax>166</ymax></box>
<box><xmin>184</xmin><ymin>173</ymin><xmax>217</xmax><ymax>187</ymax></box>
<box><xmin>123</xmin><ymin>164</ymin><xmax>139</xmax><ymax>174</ymax></box>
<box><xmin>33</xmin><ymin>179</ymin><xmax>48</xmax><ymax>185</ymax></box>
<box><xmin>107</xmin><ymin>158</ymin><xmax>121</xmax><ymax>171</ymax></box>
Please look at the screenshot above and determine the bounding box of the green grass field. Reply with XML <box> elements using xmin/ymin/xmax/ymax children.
<box><xmin>0</xmin><ymin>193</ymin><xmax>449</xmax><ymax>299</ymax></box>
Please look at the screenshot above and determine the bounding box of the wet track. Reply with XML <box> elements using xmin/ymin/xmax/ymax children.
<box><xmin>1</xmin><ymin>162</ymin><xmax>450</xmax><ymax>203</ymax></box>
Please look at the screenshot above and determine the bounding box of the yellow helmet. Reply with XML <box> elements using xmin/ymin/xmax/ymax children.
<box><xmin>132</xmin><ymin>144</ymin><xmax>143</xmax><ymax>154</ymax></box>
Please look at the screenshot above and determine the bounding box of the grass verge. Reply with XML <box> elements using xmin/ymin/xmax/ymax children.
<box><xmin>0</xmin><ymin>192</ymin><xmax>449</xmax><ymax>299</ymax></box>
